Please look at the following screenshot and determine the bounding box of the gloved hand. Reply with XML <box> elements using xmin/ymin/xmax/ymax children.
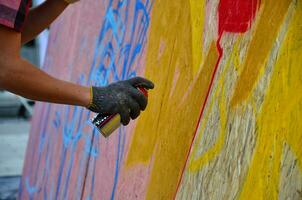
<box><xmin>87</xmin><ymin>77</ymin><xmax>154</xmax><ymax>125</ymax></box>
<box><xmin>64</xmin><ymin>0</ymin><xmax>80</xmax><ymax>4</ymax></box>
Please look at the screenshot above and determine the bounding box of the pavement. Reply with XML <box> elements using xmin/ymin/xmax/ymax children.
<box><xmin>0</xmin><ymin>118</ymin><xmax>30</xmax><ymax>176</ymax></box>
<box><xmin>0</xmin><ymin>117</ymin><xmax>30</xmax><ymax>200</ymax></box>
<box><xmin>0</xmin><ymin>176</ymin><xmax>20</xmax><ymax>200</ymax></box>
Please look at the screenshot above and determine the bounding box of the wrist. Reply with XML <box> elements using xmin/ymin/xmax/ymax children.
<box><xmin>79</xmin><ymin>86</ymin><xmax>91</xmax><ymax>108</ymax></box>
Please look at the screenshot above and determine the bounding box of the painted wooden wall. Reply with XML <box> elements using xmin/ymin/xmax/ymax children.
<box><xmin>20</xmin><ymin>0</ymin><xmax>302</xmax><ymax>199</ymax></box>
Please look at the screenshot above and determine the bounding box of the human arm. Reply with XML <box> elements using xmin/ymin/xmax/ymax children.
<box><xmin>21</xmin><ymin>0</ymin><xmax>75</xmax><ymax>44</ymax></box>
<box><xmin>1</xmin><ymin>25</ymin><xmax>154</xmax><ymax>125</ymax></box>
<box><xmin>1</xmin><ymin>26</ymin><xmax>90</xmax><ymax>107</ymax></box>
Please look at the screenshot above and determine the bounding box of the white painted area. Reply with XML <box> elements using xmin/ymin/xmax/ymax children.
<box><xmin>33</xmin><ymin>0</ymin><xmax>49</xmax><ymax>67</ymax></box>
<box><xmin>37</xmin><ymin>30</ymin><xmax>49</xmax><ymax>67</ymax></box>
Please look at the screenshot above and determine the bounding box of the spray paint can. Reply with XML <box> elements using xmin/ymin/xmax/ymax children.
<box><xmin>91</xmin><ymin>87</ymin><xmax>148</xmax><ymax>138</ymax></box>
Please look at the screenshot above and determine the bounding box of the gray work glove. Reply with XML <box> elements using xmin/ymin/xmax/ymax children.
<box><xmin>87</xmin><ymin>77</ymin><xmax>154</xmax><ymax>126</ymax></box>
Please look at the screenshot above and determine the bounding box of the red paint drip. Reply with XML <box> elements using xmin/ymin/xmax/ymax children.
<box><xmin>173</xmin><ymin>0</ymin><xmax>259</xmax><ymax>198</ymax></box>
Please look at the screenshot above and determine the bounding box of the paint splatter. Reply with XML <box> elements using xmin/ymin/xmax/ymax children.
<box><xmin>218</xmin><ymin>0</ymin><xmax>259</xmax><ymax>35</ymax></box>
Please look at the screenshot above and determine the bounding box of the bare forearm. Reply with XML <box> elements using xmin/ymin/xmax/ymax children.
<box><xmin>0</xmin><ymin>58</ymin><xmax>90</xmax><ymax>107</ymax></box>
<box><xmin>21</xmin><ymin>0</ymin><xmax>68</xmax><ymax>44</ymax></box>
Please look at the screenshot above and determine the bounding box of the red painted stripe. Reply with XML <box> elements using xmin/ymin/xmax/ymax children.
<box><xmin>173</xmin><ymin>0</ymin><xmax>259</xmax><ymax>197</ymax></box>
<box><xmin>173</xmin><ymin>35</ymin><xmax>223</xmax><ymax>199</ymax></box>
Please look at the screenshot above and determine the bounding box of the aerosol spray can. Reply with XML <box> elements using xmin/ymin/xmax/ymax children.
<box><xmin>91</xmin><ymin>87</ymin><xmax>148</xmax><ymax>138</ymax></box>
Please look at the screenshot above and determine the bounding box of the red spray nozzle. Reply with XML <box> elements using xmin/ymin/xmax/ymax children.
<box><xmin>138</xmin><ymin>87</ymin><xmax>148</xmax><ymax>97</ymax></box>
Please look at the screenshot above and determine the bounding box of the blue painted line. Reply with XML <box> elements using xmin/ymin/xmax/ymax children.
<box><xmin>110</xmin><ymin>127</ymin><xmax>122</xmax><ymax>200</ymax></box>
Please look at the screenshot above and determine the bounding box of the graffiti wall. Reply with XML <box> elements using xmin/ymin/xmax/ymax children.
<box><xmin>20</xmin><ymin>0</ymin><xmax>302</xmax><ymax>199</ymax></box>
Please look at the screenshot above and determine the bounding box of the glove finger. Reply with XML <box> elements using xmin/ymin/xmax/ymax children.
<box><xmin>118</xmin><ymin>105</ymin><xmax>131</xmax><ymax>126</ymax></box>
<box><xmin>128</xmin><ymin>87</ymin><xmax>148</xmax><ymax>110</ymax></box>
<box><xmin>128</xmin><ymin>97</ymin><xmax>141</xmax><ymax>120</ymax></box>
<box><xmin>127</xmin><ymin>77</ymin><xmax>154</xmax><ymax>89</ymax></box>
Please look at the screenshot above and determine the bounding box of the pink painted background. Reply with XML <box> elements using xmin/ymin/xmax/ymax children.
<box><xmin>20</xmin><ymin>0</ymin><xmax>153</xmax><ymax>199</ymax></box>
